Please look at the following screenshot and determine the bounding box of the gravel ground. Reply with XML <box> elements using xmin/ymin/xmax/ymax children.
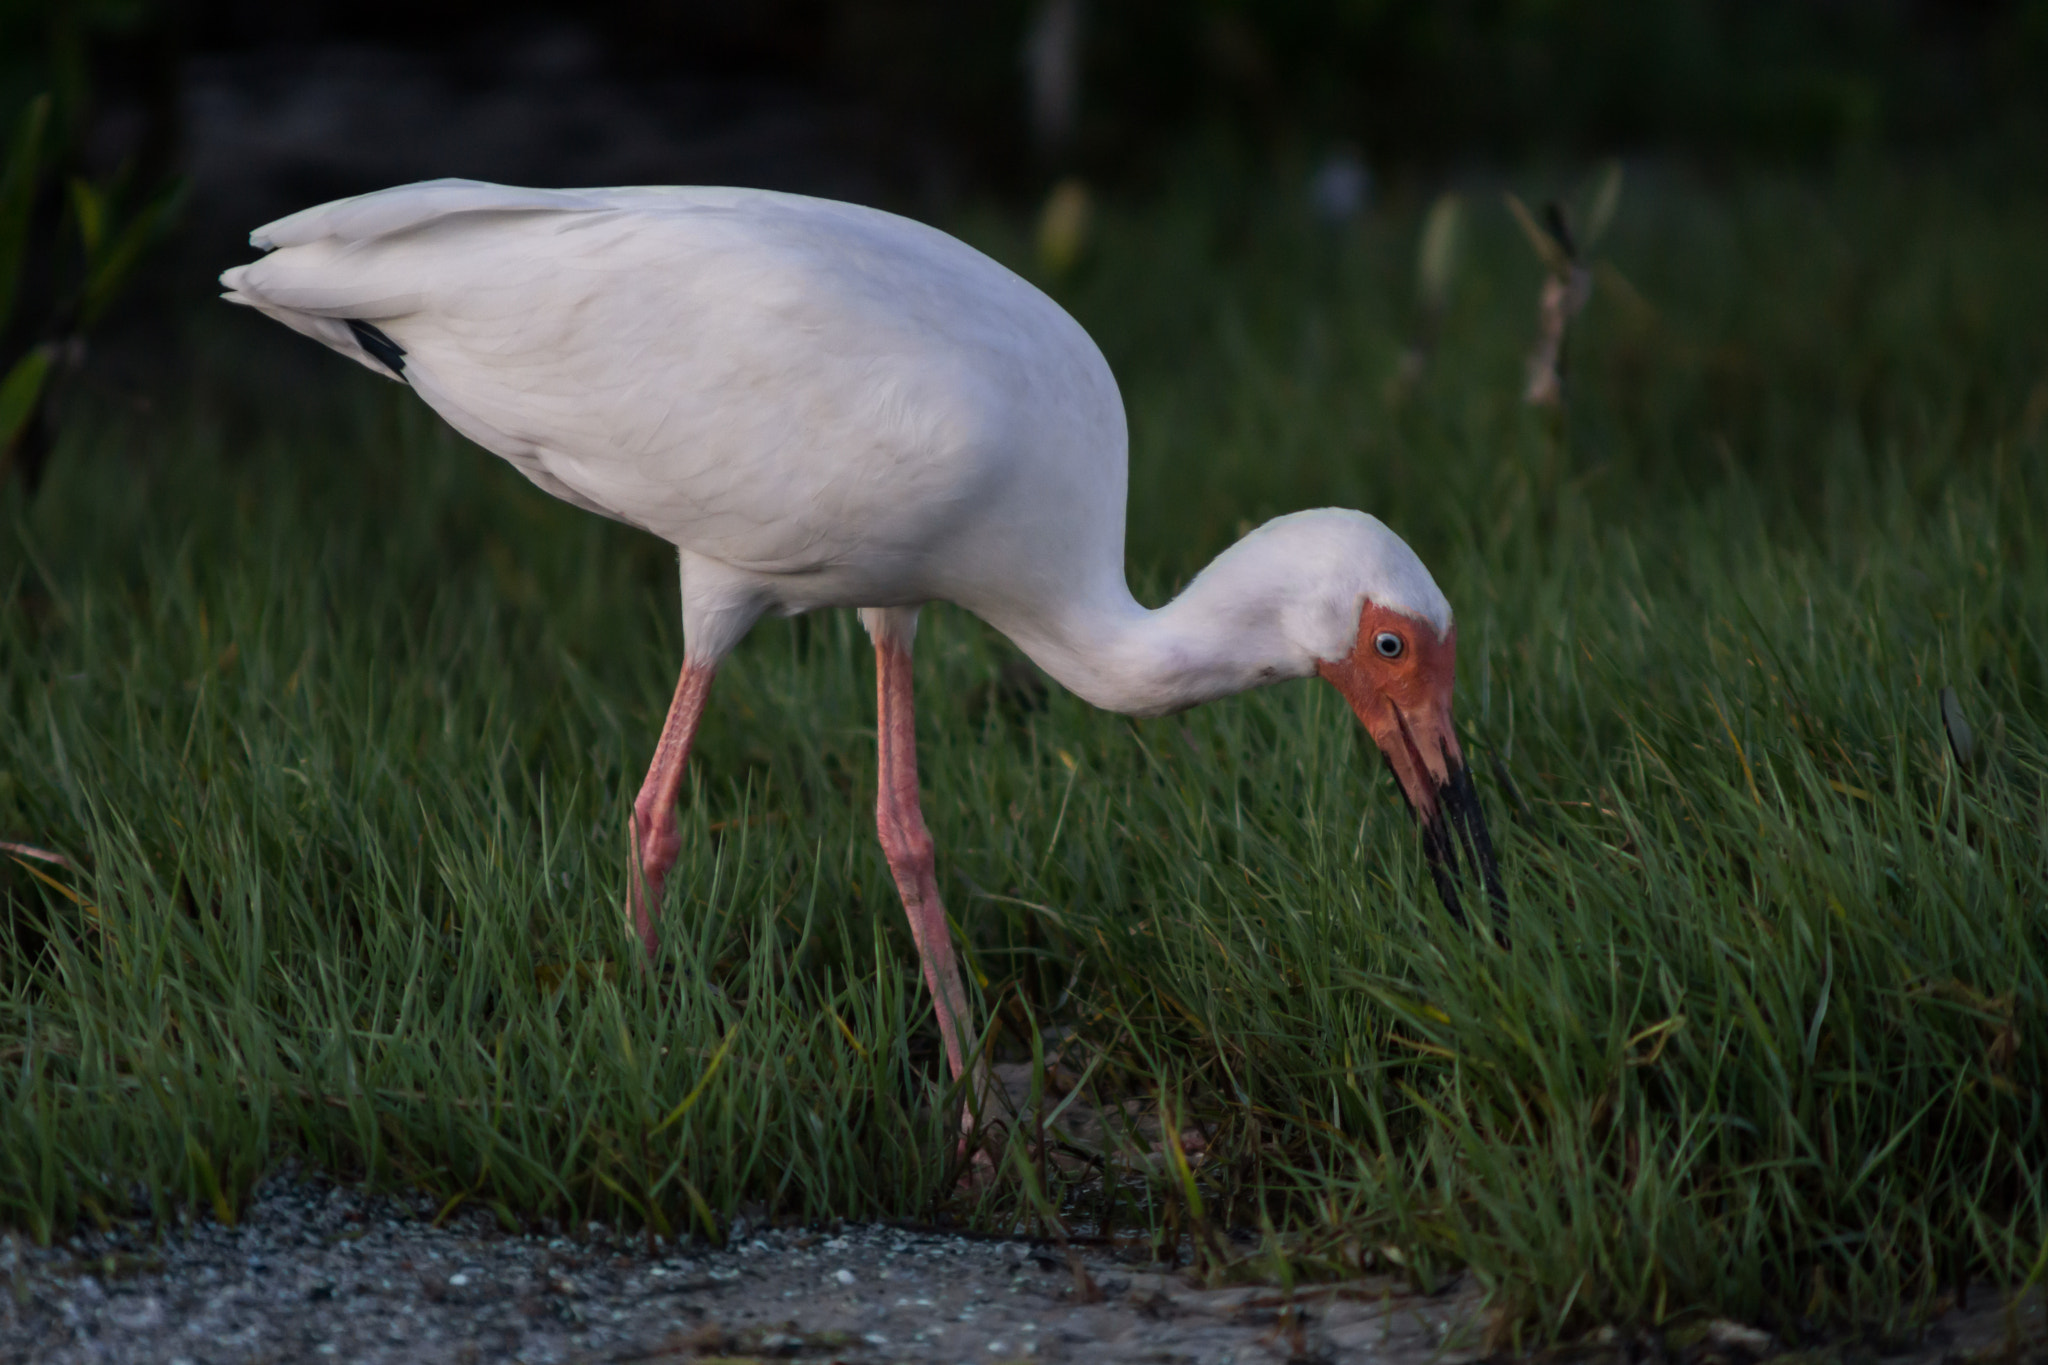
<box><xmin>0</xmin><ymin>1170</ymin><xmax>1487</xmax><ymax>1365</ymax></box>
<box><xmin>1</xmin><ymin>1170</ymin><xmax>2040</xmax><ymax>1365</ymax></box>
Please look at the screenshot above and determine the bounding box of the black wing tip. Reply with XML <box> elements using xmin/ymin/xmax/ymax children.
<box><xmin>345</xmin><ymin>319</ymin><xmax>407</xmax><ymax>377</ymax></box>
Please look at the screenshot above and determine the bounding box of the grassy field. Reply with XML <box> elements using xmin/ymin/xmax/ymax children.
<box><xmin>2</xmin><ymin>159</ymin><xmax>2044</xmax><ymax>1342</ymax></box>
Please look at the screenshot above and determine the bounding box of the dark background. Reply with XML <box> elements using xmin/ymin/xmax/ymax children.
<box><xmin>2</xmin><ymin>0</ymin><xmax>2046</xmax><ymax>441</ymax></box>
<box><xmin>9</xmin><ymin>1</ymin><xmax>2048</xmax><ymax>223</ymax></box>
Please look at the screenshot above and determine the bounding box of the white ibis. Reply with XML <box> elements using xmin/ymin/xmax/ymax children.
<box><xmin>221</xmin><ymin>178</ymin><xmax>1504</xmax><ymax>1096</ymax></box>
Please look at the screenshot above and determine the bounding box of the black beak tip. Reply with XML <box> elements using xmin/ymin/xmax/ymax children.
<box><xmin>1419</xmin><ymin>759</ymin><xmax>1509</xmax><ymax>943</ymax></box>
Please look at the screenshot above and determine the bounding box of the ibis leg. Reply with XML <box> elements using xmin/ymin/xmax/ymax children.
<box><xmin>871</xmin><ymin>629</ymin><xmax>980</xmax><ymax>1094</ymax></box>
<box><xmin>628</xmin><ymin>662</ymin><xmax>716</xmax><ymax>958</ymax></box>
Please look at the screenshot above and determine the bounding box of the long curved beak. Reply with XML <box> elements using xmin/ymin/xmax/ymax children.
<box><xmin>1386</xmin><ymin>706</ymin><xmax>1506</xmax><ymax>937</ymax></box>
<box><xmin>1319</xmin><ymin>644</ymin><xmax>1507</xmax><ymax>937</ymax></box>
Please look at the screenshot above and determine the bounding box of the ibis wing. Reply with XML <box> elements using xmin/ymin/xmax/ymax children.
<box><xmin>222</xmin><ymin>185</ymin><xmax>1053</xmax><ymax>572</ymax></box>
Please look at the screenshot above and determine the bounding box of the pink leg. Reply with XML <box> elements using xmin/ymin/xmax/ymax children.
<box><xmin>628</xmin><ymin>662</ymin><xmax>716</xmax><ymax>959</ymax></box>
<box><xmin>872</xmin><ymin>634</ymin><xmax>981</xmax><ymax>1093</ymax></box>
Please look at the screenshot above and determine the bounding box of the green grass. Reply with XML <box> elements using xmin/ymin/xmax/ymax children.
<box><xmin>2</xmin><ymin>159</ymin><xmax>2044</xmax><ymax>1342</ymax></box>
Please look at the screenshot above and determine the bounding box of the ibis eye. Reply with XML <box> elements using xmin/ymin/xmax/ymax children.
<box><xmin>1373</xmin><ymin>631</ymin><xmax>1405</xmax><ymax>659</ymax></box>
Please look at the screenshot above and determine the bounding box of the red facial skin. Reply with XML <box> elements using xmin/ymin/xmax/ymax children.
<box><xmin>1316</xmin><ymin>602</ymin><xmax>1463</xmax><ymax>822</ymax></box>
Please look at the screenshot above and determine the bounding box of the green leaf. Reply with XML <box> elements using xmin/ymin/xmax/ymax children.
<box><xmin>1504</xmin><ymin>192</ymin><xmax>1571</xmax><ymax>274</ymax></box>
<box><xmin>1582</xmin><ymin>159</ymin><xmax>1624</xmax><ymax>250</ymax></box>
<box><xmin>0</xmin><ymin>94</ymin><xmax>53</xmax><ymax>338</ymax></box>
<box><xmin>79</xmin><ymin>177</ymin><xmax>186</xmax><ymax>330</ymax></box>
<box><xmin>1416</xmin><ymin>192</ymin><xmax>1464</xmax><ymax>312</ymax></box>
<box><xmin>69</xmin><ymin>176</ymin><xmax>105</xmax><ymax>259</ymax></box>
<box><xmin>0</xmin><ymin>345</ymin><xmax>51</xmax><ymax>451</ymax></box>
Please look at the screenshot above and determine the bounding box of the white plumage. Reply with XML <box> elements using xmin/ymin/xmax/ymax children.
<box><xmin>224</xmin><ymin>178</ymin><xmax>1501</xmax><ymax>1108</ymax></box>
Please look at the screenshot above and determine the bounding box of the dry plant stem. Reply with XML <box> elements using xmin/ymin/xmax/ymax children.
<box><xmin>628</xmin><ymin>661</ymin><xmax>717</xmax><ymax>958</ymax></box>
<box><xmin>0</xmin><ymin>840</ymin><xmax>71</xmax><ymax>868</ymax></box>
<box><xmin>873</xmin><ymin>634</ymin><xmax>984</xmax><ymax>1117</ymax></box>
<box><xmin>1524</xmin><ymin>263</ymin><xmax>1593</xmax><ymax>406</ymax></box>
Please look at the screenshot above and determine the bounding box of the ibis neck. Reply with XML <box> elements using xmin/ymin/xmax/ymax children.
<box><xmin>986</xmin><ymin>572</ymin><xmax>1315</xmax><ymax>718</ymax></box>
